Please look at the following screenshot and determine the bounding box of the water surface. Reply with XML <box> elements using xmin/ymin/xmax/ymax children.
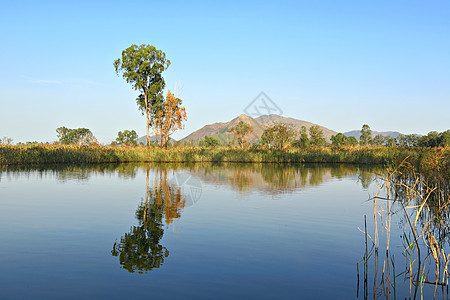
<box><xmin>0</xmin><ymin>163</ymin><xmax>445</xmax><ymax>299</ymax></box>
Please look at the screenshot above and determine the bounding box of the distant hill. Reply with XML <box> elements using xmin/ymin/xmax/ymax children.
<box><xmin>180</xmin><ymin>114</ymin><xmax>337</xmax><ymax>143</ymax></box>
<box><xmin>343</xmin><ymin>130</ymin><xmax>413</xmax><ymax>140</ymax></box>
<box><xmin>137</xmin><ymin>135</ymin><xmax>177</xmax><ymax>145</ymax></box>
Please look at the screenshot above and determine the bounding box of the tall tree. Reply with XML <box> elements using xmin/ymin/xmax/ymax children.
<box><xmin>114</xmin><ymin>44</ymin><xmax>170</xmax><ymax>147</ymax></box>
<box><xmin>359</xmin><ymin>124</ymin><xmax>373</xmax><ymax>146</ymax></box>
<box><xmin>230</xmin><ymin>121</ymin><xmax>253</xmax><ymax>148</ymax></box>
<box><xmin>153</xmin><ymin>91</ymin><xmax>187</xmax><ymax>148</ymax></box>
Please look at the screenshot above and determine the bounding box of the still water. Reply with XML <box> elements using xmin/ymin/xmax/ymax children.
<box><xmin>0</xmin><ymin>163</ymin><xmax>446</xmax><ymax>299</ymax></box>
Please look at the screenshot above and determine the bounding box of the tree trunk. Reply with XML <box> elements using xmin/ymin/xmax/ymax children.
<box><xmin>164</xmin><ymin>134</ymin><xmax>169</xmax><ymax>149</ymax></box>
<box><xmin>144</xmin><ymin>93</ymin><xmax>150</xmax><ymax>147</ymax></box>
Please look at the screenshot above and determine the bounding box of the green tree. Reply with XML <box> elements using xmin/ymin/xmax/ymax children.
<box><xmin>230</xmin><ymin>121</ymin><xmax>253</xmax><ymax>147</ymax></box>
<box><xmin>260</xmin><ymin>124</ymin><xmax>296</xmax><ymax>149</ymax></box>
<box><xmin>294</xmin><ymin>126</ymin><xmax>310</xmax><ymax>147</ymax></box>
<box><xmin>406</xmin><ymin>134</ymin><xmax>419</xmax><ymax>147</ymax></box>
<box><xmin>346</xmin><ymin>136</ymin><xmax>358</xmax><ymax>146</ymax></box>
<box><xmin>56</xmin><ymin>127</ymin><xmax>97</xmax><ymax>145</ymax></box>
<box><xmin>384</xmin><ymin>136</ymin><xmax>396</xmax><ymax>147</ymax></box>
<box><xmin>114</xmin><ymin>44</ymin><xmax>170</xmax><ymax>147</ymax></box>
<box><xmin>439</xmin><ymin>130</ymin><xmax>450</xmax><ymax>146</ymax></box>
<box><xmin>115</xmin><ymin>130</ymin><xmax>138</xmax><ymax>146</ymax></box>
<box><xmin>198</xmin><ymin>136</ymin><xmax>220</xmax><ymax>147</ymax></box>
<box><xmin>309</xmin><ymin>125</ymin><xmax>326</xmax><ymax>146</ymax></box>
<box><xmin>373</xmin><ymin>134</ymin><xmax>385</xmax><ymax>146</ymax></box>
<box><xmin>418</xmin><ymin>131</ymin><xmax>439</xmax><ymax>147</ymax></box>
<box><xmin>396</xmin><ymin>134</ymin><xmax>408</xmax><ymax>147</ymax></box>
<box><xmin>331</xmin><ymin>133</ymin><xmax>347</xmax><ymax>147</ymax></box>
<box><xmin>359</xmin><ymin>124</ymin><xmax>373</xmax><ymax>146</ymax></box>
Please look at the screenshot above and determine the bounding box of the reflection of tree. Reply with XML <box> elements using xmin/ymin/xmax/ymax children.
<box><xmin>260</xmin><ymin>165</ymin><xmax>296</xmax><ymax>189</ymax></box>
<box><xmin>112</xmin><ymin>168</ymin><xmax>185</xmax><ymax>273</ymax></box>
<box><xmin>229</xmin><ymin>168</ymin><xmax>254</xmax><ymax>192</ymax></box>
<box><xmin>358</xmin><ymin>170</ymin><xmax>373</xmax><ymax>189</ymax></box>
<box><xmin>190</xmin><ymin>163</ymin><xmax>382</xmax><ymax>194</ymax></box>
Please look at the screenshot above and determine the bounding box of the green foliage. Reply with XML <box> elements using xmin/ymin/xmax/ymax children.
<box><xmin>360</xmin><ymin>124</ymin><xmax>373</xmax><ymax>146</ymax></box>
<box><xmin>198</xmin><ymin>136</ymin><xmax>220</xmax><ymax>147</ymax></box>
<box><xmin>384</xmin><ymin>136</ymin><xmax>396</xmax><ymax>147</ymax></box>
<box><xmin>56</xmin><ymin>127</ymin><xmax>97</xmax><ymax>145</ymax></box>
<box><xmin>309</xmin><ymin>125</ymin><xmax>326</xmax><ymax>146</ymax></box>
<box><xmin>261</xmin><ymin>124</ymin><xmax>296</xmax><ymax>149</ymax></box>
<box><xmin>346</xmin><ymin>136</ymin><xmax>358</xmax><ymax>146</ymax></box>
<box><xmin>396</xmin><ymin>133</ymin><xmax>408</xmax><ymax>147</ymax></box>
<box><xmin>331</xmin><ymin>133</ymin><xmax>347</xmax><ymax>147</ymax></box>
<box><xmin>417</xmin><ymin>130</ymin><xmax>450</xmax><ymax>147</ymax></box>
<box><xmin>115</xmin><ymin>130</ymin><xmax>138</xmax><ymax>146</ymax></box>
<box><xmin>373</xmin><ymin>134</ymin><xmax>385</xmax><ymax>146</ymax></box>
<box><xmin>230</xmin><ymin>121</ymin><xmax>253</xmax><ymax>147</ymax></box>
<box><xmin>293</xmin><ymin>126</ymin><xmax>310</xmax><ymax>147</ymax></box>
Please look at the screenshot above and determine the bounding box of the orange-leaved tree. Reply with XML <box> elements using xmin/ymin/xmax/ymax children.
<box><xmin>154</xmin><ymin>91</ymin><xmax>187</xmax><ymax>148</ymax></box>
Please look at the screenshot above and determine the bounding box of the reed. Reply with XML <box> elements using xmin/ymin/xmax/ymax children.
<box><xmin>1</xmin><ymin>144</ymin><xmax>449</xmax><ymax>172</ymax></box>
<box><xmin>359</xmin><ymin>158</ymin><xmax>450</xmax><ymax>299</ymax></box>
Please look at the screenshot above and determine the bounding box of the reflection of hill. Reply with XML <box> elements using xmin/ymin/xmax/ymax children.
<box><xmin>1</xmin><ymin>163</ymin><xmax>381</xmax><ymax>193</ymax></box>
<box><xmin>189</xmin><ymin>164</ymin><xmax>380</xmax><ymax>194</ymax></box>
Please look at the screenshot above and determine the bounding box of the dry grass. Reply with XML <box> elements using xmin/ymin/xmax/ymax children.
<box><xmin>0</xmin><ymin>144</ymin><xmax>448</xmax><ymax>175</ymax></box>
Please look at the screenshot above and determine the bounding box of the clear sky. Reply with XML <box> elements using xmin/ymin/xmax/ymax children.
<box><xmin>1</xmin><ymin>0</ymin><xmax>449</xmax><ymax>143</ymax></box>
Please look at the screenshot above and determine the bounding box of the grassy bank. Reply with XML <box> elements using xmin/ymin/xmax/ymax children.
<box><xmin>0</xmin><ymin>144</ymin><xmax>448</xmax><ymax>175</ymax></box>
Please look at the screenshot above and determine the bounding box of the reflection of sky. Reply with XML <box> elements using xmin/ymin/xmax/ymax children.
<box><xmin>0</xmin><ymin>165</ymin><xmax>424</xmax><ymax>298</ymax></box>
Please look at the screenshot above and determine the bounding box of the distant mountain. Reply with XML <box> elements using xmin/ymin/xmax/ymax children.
<box><xmin>343</xmin><ymin>130</ymin><xmax>409</xmax><ymax>140</ymax></box>
<box><xmin>180</xmin><ymin>114</ymin><xmax>337</xmax><ymax>143</ymax></box>
<box><xmin>137</xmin><ymin>135</ymin><xmax>177</xmax><ymax>145</ymax></box>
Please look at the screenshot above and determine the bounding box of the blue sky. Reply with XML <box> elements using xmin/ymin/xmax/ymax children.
<box><xmin>1</xmin><ymin>0</ymin><xmax>449</xmax><ymax>143</ymax></box>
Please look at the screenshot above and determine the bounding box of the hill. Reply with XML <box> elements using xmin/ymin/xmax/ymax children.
<box><xmin>343</xmin><ymin>130</ymin><xmax>414</xmax><ymax>140</ymax></box>
<box><xmin>137</xmin><ymin>135</ymin><xmax>177</xmax><ymax>146</ymax></box>
<box><xmin>180</xmin><ymin>114</ymin><xmax>337</xmax><ymax>144</ymax></box>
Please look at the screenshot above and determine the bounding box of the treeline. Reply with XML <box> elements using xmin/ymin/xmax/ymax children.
<box><xmin>194</xmin><ymin>122</ymin><xmax>450</xmax><ymax>149</ymax></box>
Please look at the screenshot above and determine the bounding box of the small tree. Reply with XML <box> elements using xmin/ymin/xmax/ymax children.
<box><xmin>260</xmin><ymin>124</ymin><xmax>296</xmax><ymax>149</ymax></box>
<box><xmin>230</xmin><ymin>121</ymin><xmax>253</xmax><ymax>148</ymax></box>
<box><xmin>309</xmin><ymin>125</ymin><xmax>326</xmax><ymax>146</ymax></box>
<box><xmin>373</xmin><ymin>134</ymin><xmax>385</xmax><ymax>146</ymax></box>
<box><xmin>384</xmin><ymin>136</ymin><xmax>396</xmax><ymax>147</ymax></box>
<box><xmin>406</xmin><ymin>134</ymin><xmax>419</xmax><ymax>147</ymax></box>
<box><xmin>114</xmin><ymin>44</ymin><xmax>170</xmax><ymax>147</ymax></box>
<box><xmin>153</xmin><ymin>91</ymin><xmax>187</xmax><ymax>148</ymax></box>
<box><xmin>116</xmin><ymin>130</ymin><xmax>138</xmax><ymax>146</ymax></box>
<box><xmin>198</xmin><ymin>136</ymin><xmax>220</xmax><ymax>147</ymax></box>
<box><xmin>56</xmin><ymin>127</ymin><xmax>97</xmax><ymax>145</ymax></box>
<box><xmin>360</xmin><ymin>124</ymin><xmax>373</xmax><ymax>146</ymax></box>
<box><xmin>396</xmin><ymin>134</ymin><xmax>408</xmax><ymax>147</ymax></box>
<box><xmin>346</xmin><ymin>136</ymin><xmax>358</xmax><ymax>146</ymax></box>
<box><xmin>294</xmin><ymin>126</ymin><xmax>310</xmax><ymax>147</ymax></box>
<box><xmin>331</xmin><ymin>133</ymin><xmax>347</xmax><ymax>147</ymax></box>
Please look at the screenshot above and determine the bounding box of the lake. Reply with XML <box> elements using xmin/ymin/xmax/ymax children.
<box><xmin>0</xmin><ymin>163</ymin><xmax>447</xmax><ymax>299</ymax></box>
